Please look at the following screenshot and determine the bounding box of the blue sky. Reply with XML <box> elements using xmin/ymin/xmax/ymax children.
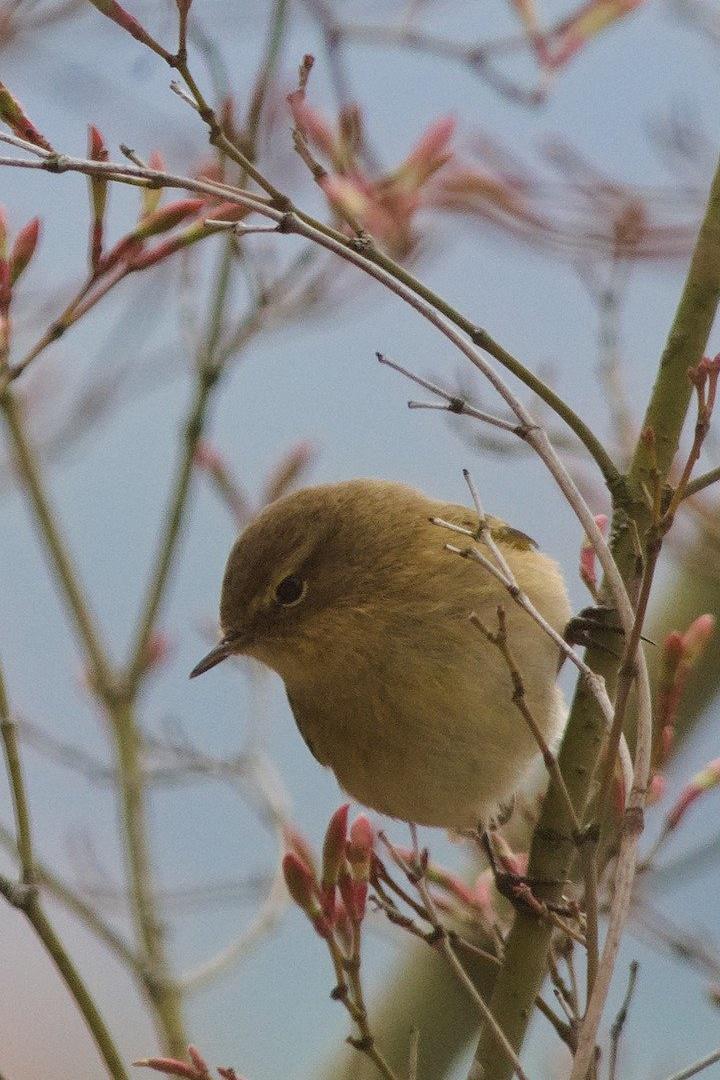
<box><xmin>2</xmin><ymin>2</ymin><xmax>720</xmax><ymax>1078</ymax></box>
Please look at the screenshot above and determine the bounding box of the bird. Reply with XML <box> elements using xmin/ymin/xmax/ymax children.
<box><xmin>190</xmin><ymin>478</ymin><xmax>572</xmax><ymax>831</ymax></box>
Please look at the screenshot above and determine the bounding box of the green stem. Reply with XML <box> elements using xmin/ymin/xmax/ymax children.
<box><xmin>112</xmin><ymin>699</ymin><xmax>186</xmax><ymax>1056</ymax></box>
<box><xmin>0</xmin><ymin>820</ymin><xmax>144</xmax><ymax>975</ymax></box>
<box><xmin>243</xmin><ymin>0</ymin><xmax>289</xmax><ymax>155</ymax></box>
<box><xmin>126</xmin><ymin>370</ymin><xmax>215</xmax><ymax>683</ymax></box>
<box><xmin>0</xmin><ymin>662</ymin><xmax>128</xmax><ymax>1079</ymax></box>
<box><xmin>22</xmin><ymin>897</ymin><xmax>130</xmax><ymax>1080</ymax></box>
<box><xmin>0</xmin><ymin>392</ymin><xmax>113</xmax><ymax>690</ymax></box>
<box><xmin>0</xmin><ymin>679</ymin><xmax>32</xmax><ymax>880</ymax></box>
<box><xmin>470</xmin><ymin>150</ymin><xmax>720</xmax><ymax>1080</ymax></box>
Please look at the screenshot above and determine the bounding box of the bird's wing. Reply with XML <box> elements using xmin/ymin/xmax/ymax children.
<box><xmin>439</xmin><ymin>502</ymin><xmax>538</xmax><ymax>551</ymax></box>
<box><xmin>286</xmin><ymin>688</ymin><xmax>330</xmax><ymax>766</ymax></box>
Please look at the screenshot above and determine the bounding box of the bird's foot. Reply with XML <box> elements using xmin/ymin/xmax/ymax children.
<box><xmin>564</xmin><ymin>605</ymin><xmax>655</xmax><ymax>660</ymax></box>
<box><xmin>564</xmin><ymin>605</ymin><xmax>623</xmax><ymax>657</ymax></box>
<box><xmin>479</xmin><ymin>830</ymin><xmax>573</xmax><ymax>917</ymax></box>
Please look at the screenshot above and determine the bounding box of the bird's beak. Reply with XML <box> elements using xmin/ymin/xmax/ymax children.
<box><xmin>189</xmin><ymin>633</ymin><xmax>244</xmax><ymax>679</ymax></box>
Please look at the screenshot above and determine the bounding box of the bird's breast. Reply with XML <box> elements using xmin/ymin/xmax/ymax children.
<box><xmin>284</xmin><ymin>613</ymin><xmax>565</xmax><ymax>829</ymax></box>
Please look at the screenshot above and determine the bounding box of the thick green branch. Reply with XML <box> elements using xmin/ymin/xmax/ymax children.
<box><xmin>471</xmin><ymin>150</ymin><xmax>720</xmax><ymax>1080</ymax></box>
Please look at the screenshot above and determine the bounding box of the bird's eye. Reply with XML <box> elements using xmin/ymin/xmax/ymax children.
<box><xmin>274</xmin><ymin>575</ymin><xmax>307</xmax><ymax>607</ymax></box>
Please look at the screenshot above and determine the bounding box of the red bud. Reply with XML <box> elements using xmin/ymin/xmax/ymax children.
<box><xmin>283</xmin><ymin>824</ymin><xmax>317</xmax><ymax>877</ymax></box>
<box><xmin>135</xmin><ymin>198</ymin><xmax>204</xmax><ymax>240</ymax></box>
<box><xmin>0</xmin><ymin>81</ymin><xmax>53</xmax><ymax>150</ymax></box>
<box><xmin>132</xmin><ymin>1055</ymin><xmax>205</xmax><ymax>1078</ymax></box>
<box><xmin>282</xmin><ymin>852</ymin><xmax>330</xmax><ymax>937</ymax></box>
<box><xmin>9</xmin><ymin>217</ymin><xmax>40</xmax><ymax>284</ymax></box>
<box><xmin>321</xmin><ymin>803</ymin><xmax>349</xmax><ymax>921</ymax></box>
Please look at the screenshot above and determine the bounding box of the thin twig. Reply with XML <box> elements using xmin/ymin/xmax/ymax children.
<box><xmin>381</xmin><ymin>355</ymin><xmax>522</xmax><ymax>434</ymax></box>
<box><xmin>608</xmin><ymin>960</ymin><xmax>639</xmax><ymax>1080</ymax></box>
<box><xmin>470</xmin><ymin>606</ymin><xmax>580</xmax><ymax>834</ymax></box>
<box><xmin>682</xmin><ymin>463</ymin><xmax>720</xmax><ymax>499</ymax></box>
<box><xmin>178</xmin><ymin>855</ymin><xmax>287</xmax><ymax>991</ymax></box>
<box><xmin>0</xmin><ymin>146</ymin><xmax>622</xmax><ymax>490</ymax></box>
<box><xmin>404</xmin><ymin>827</ymin><xmax>532</xmax><ymax>1080</ymax></box>
<box><xmin>660</xmin><ymin>1047</ymin><xmax>720</xmax><ymax>1080</ymax></box>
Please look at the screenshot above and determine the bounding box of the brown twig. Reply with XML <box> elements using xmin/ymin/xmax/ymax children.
<box><xmin>608</xmin><ymin>959</ymin><xmax>639</xmax><ymax>1080</ymax></box>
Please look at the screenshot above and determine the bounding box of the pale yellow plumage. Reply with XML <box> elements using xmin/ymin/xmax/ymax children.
<box><xmin>191</xmin><ymin>479</ymin><xmax>572</xmax><ymax>829</ymax></box>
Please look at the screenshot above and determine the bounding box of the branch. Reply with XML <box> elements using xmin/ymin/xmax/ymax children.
<box><xmin>661</xmin><ymin>1047</ymin><xmax>720</xmax><ymax>1080</ymax></box>
<box><xmin>0</xmin><ymin>139</ymin><xmax>622</xmax><ymax>490</ymax></box>
<box><xmin>0</xmin><ymin>662</ymin><xmax>128</xmax><ymax>1079</ymax></box>
<box><xmin>0</xmin><ymin>393</ymin><xmax>113</xmax><ymax>693</ymax></box>
<box><xmin>473</xmin><ymin>145</ymin><xmax>720</xmax><ymax>1080</ymax></box>
<box><xmin>567</xmin><ymin>150</ymin><xmax>720</xmax><ymax>1080</ymax></box>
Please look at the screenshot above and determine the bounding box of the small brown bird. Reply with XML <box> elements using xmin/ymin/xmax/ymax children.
<box><xmin>191</xmin><ymin>479</ymin><xmax>571</xmax><ymax>830</ymax></box>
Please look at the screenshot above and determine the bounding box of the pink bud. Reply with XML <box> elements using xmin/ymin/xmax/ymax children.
<box><xmin>203</xmin><ymin>201</ymin><xmax>249</xmax><ymax>223</ymax></box>
<box><xmin>472</xmin><ymin>874</ymin><xmax>494</xmax><ymax>918</ymax></box>
<box><xmin>402</xmin><ymin>116</ymin><xmax>456</xmax><ymax>185</ymax></box>
<box><xmin>88</xmin><ymin>125</ymin><xmax>107</xmax><ymax>162</ymax></box>
<box><xmin>9</xmin><ymin>217</ymin><xmax>40</xmax><ymax>284</ymax></box>
<box><xmin>321</xmin><ymin>803</ymin><xmax>349</xmax><ymax>921</ymax></box>
<box><xmin>287</xmin><ymin>90</ymin><xmax>337</xmax><ymax>160</ymax></box>
<box><xmin>283</xmin><ymin>851</ymin><xmax>316</xmax><ymax>907</ymax></box>
<box><xmin>681</xmin><ymin>614</ymin><xmax>715</xmax><ymax>664</ymax></box>
<box><xmin>320</xmin><ymin>174</ymin><xmax>371</xmax><ymax>220</ymax></box>
<box><xmin>144</xmin><ymin>631</ymin><xmax>171</xmax><ymax>671</ymax></box>
<box><xmin>646</xmin><ymin>772</ymin><xmax>666</xmax><ymax>805</ymax></box>
<box><xmin>343</xmin><ymin>815</ymin><xmax>374</xmax><ymax>922</ymax></box>
<box><xmin>135</xmin><ymin>198</ymin><xmax>205</xmax><ymax>240</ymax></box>
<box><xmin>0</xmin><ymin>80</ymin><xmax>53</xmax><ymax>150</ymax></box>
<box><xmin>579</xmin><ymin>513</ymin><xmax>608</xmax><ymax>593</ymax></box>
<box><xmin>338</xmin><ymin>868</ymin><xmax>365</xmax><ymax>925</ymax></box>
<box><xmin>195</xmin><ymin>159</ymin><xmax>224</xmax><ymax>184</ymax></box>
<box><xmin>193</xmin><ymin>440</ymin><xmax>225</xmax><ymax>472</ymax></box>
<box><xmin>148</xmin><ymin>150</ymin><xmax>166</xmax><ymax>173</ymax></box>
<box><xmin>282</xmin><ymin>852</ymin><xmax>330</xmax><ymax>938</ymax></box>
<box><xmin>282</xmin><ymin>825</ymin><xmax>317</xmax><ymax>877</ymax></box>
<box><xmin>264</xmin><ymin>441</ymin><xmax>317</xmax><ymax>504</ymax></box>
<box><xmin>186</xmin><ymin>1047</ymin><xmax>208</xmax><ymax>1074</ymax></box>
<box><xmin>132</xmin><ymin>1055</ymin><xmax>205</xmax><ymax>1078</ymax></box>
<box><xmin>348</xmin><ymin>814</ymin><xmax>374</xmax><ymax>870</ymax></box>
<box><xmin>663</xmin><ymin>630</ymin><xmax>684</xmax><ymax>665</ymax></box>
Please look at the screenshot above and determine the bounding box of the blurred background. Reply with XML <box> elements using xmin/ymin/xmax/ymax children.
<box><xmin>2</xmin><ymin>1</ymin><xmax>720</xmax><ymax>1077</ymax></box>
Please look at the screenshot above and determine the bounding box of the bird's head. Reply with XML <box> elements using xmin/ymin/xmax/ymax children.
<box><xmin>190</xmin><ymin>480</ymin><xmax>420</xmax><ymax>681</ymax></box>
